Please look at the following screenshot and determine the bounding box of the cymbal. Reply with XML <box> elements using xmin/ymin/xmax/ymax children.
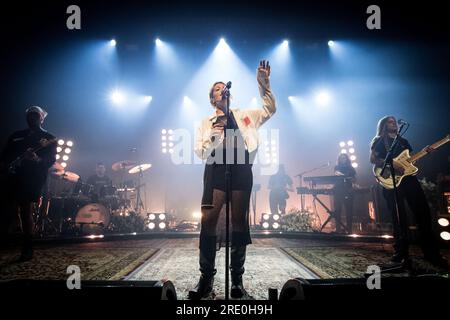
<box><xmin>62</xmin><ymin>171</ymin><xmax>80</xmax><ymax>183</ymax></box>
<box><xmin>112</xmin><ymin>160</ymin><xmax>137</xmax><ymax>172</ymax></box>
<box><xmin>128</xmin><ymin>163</ymin><xmax>152</xmax><ymax>174</ymax></box>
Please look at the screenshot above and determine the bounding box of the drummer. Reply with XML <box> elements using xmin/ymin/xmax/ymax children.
<box><xmin>86</xmin><ymin>162</ymin><xmax>112</xmax><ymax>200</ymax></box>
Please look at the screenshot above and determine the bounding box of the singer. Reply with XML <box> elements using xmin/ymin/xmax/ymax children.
<box><xmin>190</xmin><ymin>60</ymin><xmax>276</xmax><ymax>299</ymax></box>
<box><xmin>370</xmin><ymin>116</ymin><xmax>447</xmax><ymax>267</ymax></box>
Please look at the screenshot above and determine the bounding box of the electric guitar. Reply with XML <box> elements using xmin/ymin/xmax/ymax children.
<box><xmin>373</xmin><ymin>135</ymin><xmax>450</xmax><ymax>189</ymax></box>
<box><xmin>5</xmin><ymin>138</ymin><xmax>57</xmax><ymax>175</ymax></box>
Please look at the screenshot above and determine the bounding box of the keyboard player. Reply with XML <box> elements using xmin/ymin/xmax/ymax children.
<box><xmin>333</xmin><ymin>153</ymin><xmax>356</xmax><ymax>233</ymax></box>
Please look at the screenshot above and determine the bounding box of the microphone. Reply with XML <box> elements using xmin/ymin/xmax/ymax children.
<box><xmin>221</xmin><ymin>81</ymin><xmax>232</xmax><ymax>98</ymax></box>
<box><xmin>397</xmin><ymin>119</ymin><xmax>409</xmax><ymax>125</ymax></box>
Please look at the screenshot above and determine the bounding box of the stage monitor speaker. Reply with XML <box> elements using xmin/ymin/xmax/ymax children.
<box><xmin>279</xmin><ymin>276</ymin><xmax>450</xmax><ymax>300</ymax></box>
<box><xmin>0</xmin><ymin>279</ymin><xmax>177</xmax><ymax>300</ymax></box>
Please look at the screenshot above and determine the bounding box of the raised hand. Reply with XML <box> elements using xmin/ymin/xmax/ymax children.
<box><xmin>258</xmin><ymin>60</ymin><xmax>271</xmax><ymax>77</ymax></box>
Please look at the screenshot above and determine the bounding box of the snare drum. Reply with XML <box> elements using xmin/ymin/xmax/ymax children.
<box><xmin>75</xmin><ymin>203</ymin><xmax>110</xmax><ymax>234</ymax></box>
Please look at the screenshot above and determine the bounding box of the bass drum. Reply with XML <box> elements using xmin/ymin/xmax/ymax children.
<box><xmin>75</xmin><ymin>203</ymin><xmax>110</xmax><ymax>235</ymax></box>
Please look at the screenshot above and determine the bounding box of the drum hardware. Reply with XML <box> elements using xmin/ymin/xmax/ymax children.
<box><xmin>127</xmin><ymin>162</ymin><xmax>152</xmax><ymax>215</ymax></box>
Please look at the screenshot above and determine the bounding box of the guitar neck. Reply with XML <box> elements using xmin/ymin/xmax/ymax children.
<box><xmin>409</xmin><ymin>135</ymin><xmax>450</xmax><ymax>163</ymax></box>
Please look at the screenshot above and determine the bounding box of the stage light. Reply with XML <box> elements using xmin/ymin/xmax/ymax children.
<box><xmin>159</xmin><ymin>222</ymin><xmax>166</xmax><ymax>229</ymax></box>
<box><xmin>169</xmin><ymin>149</ymin><xmax>174</xmax><ymax>154</ymax></box>
<box><xmin>193</xmin><ymin>211</ymin><xmax>201</xmax><ymax>219</ymax></box>
<box><xmin>352</xmin><ymin>162</ymin><xmax>358</xmax><ymax>168</ymax></box>
<box><xmin>161</xmin><ymin>136</ymin><xmax>167</xmax><ymax>141</ymax></box>
<box><xmin>438</xmin><ymin>218</ymin><xmax>449</xmax><ymax>227</ymax></box>
<box><xmin>262</xmin><ymin>222</ymin><xmax>269</xmax><ymax>229</ymax></box>
<box><xmin>339</xmin><ymin>141</ymin><xmax>346</xmax><ymax>148</ymax></box>
<box><xmin>169</xmin><ymin>142</ymin><xmax>174</xmax><ymax>147</ymax></box>
<box><xmin>183</xmin><ymin>96</ymin><xmax>192</xmax><ymax>106</ymax></box>
<box><xmin>341</xmin><ymin>149</ymin><xmax>347</xmax><ymax>154</ymax></box>
<box><xmin>288</xmin><ymin>96</ymin><xmax>295</xmax><ymax>102</ymax></box>
<box><xmin>440</xmin><ymin>231</ymin><xmax>450</xmax><ymax>241</ymax></box>
<box><xmin>162</xmin><ymin>142</ymin><xmax>167</xmax><ymax>147</ymax></box>
<box><xmin>349</xmin><ymin>234</ymin><xmax>360</xmax><ymax>238</ymax></box>
<box><xmin>349</xmin><ymin>148</ymin><xmax>355</xmax><ymax>154</ymax></box>
<box><xmin>219</xmin><ymin>38</ymin><xmax>226</xmax><ymax>45</ymax></box>
<box><xmin>55</xmin><ymin>154</ymin><xmax>60</xmax><ymax>160</ymax></box>
<box><xmin>263</xmin><ymin>214</ymin><xmax>270</xmax><ymax>220</ymax></box>
<box><xmin>66</xmin><ymin>141</ymin><xmax>73</xmax><ymax>147</ymax></box>
<box><xmin>161</xmin><ymin>129</ymin><xmax>167</xmax><ymax>134</ymax></box>
<box><xmin>143</xmin><ymin>96</ymin><xmax>153</xmax><ymax>104</ymax></box>
<box><xmin>149</xmin><ymin>213</ymin><xmax>156</xmax><ymax>220</ymax></box>
<box><xmin>381</xmin><ymin>235</ymin><xmax>394</xmax><ymax>239</ymax></box>
<box><xmin>111</xmin><ymin>89</ymin><xmax>125</xmax><ymax>105</ymax></box>
<box><xmin>109</xmin><ymin>39</ymin><xmax>117</xmax><ymax>47</ymax></box>
<box><xmin>273</xmin><ymin>214</ymin><xmax>280</xmax><ymax>221</ymax></box>
<box><xmin>273</xmin><ymin>222</ymin><xmax>280</xmax><ymax>229</ymax></box>
<box><xmin>56</xmin><ymin>147</ymin><xmax>62</xmax><ymax>153</ymax></box>
<box><xmin>61</xmin><ymin>162</ymin><xmax>67</xmax><ymax>168</ymax></box>
<box><xmin>314</xmin><ymin>90</ymin><xmax>331</xmax><ymax>106</ymax></box>
<box><xmin>64</xmin><ymin>148</ymin><xmax>71</xmax><ymax>154</ymax></box>
<box><xmin>58</xmin><ymin>139</ymin><xmax>65</xmax><ymax>146</ymax></box>
<box><xmin>148</xmin><ymin>222</ymin><xmax>155</xmax><ymax>230</ymax></box>
<box><xmin>350</xmin><ymin>155</ymin><xmax>357</xmax><ymax>161</ymax></box>
<box><xmin>62</xmin><ymin>155</ymin><xmax>69</xmax><ymax>161</ymax></box>
<box><xmin>168</xmin><ymin>129</ymin><xmax>173</xmax><ymax>135</ymax></box>
<box><xmin>328</xmin><ymin>40</ymin><xmax>334</xmax><ymax>47</ymax></box>
<box><xmin>88</xmin><ymin>234</ymin><xmax>104</xmax><ymax>239</ymax></box>
<box><xmin>282</xmin><ymin>40</ymin><xmax>289</xmax><ymax>47</ymax></box>
<box><xmin>347</xmin><ymin>140</ymin><xmax>354</xmax><ymax>146</ymax></box>
<box><xmin>159</xmin><ymin>213</ymin><xmax>166</xmax><ymax>220</ymax></box>
<box><xmin>162</xmin><ymin>148</ymin><xmax>167</xmax><ymax>153</ymax></box>
<box><xmin>155</xmin><ymin>38</ymin><xmax>162</xmax><ymax>47</ymax></box>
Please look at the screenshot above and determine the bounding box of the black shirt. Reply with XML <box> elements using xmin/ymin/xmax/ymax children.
<box><xmin>0</xmin><ymin>128</ymin><xmax>56</xmax><ymax>200</ymax></box>
<box><xmin>86</xmin><ymin>174</ymin><xmax>112</xmax><ymax>196</ymax></box>
<box><xmin>372</xmin><ymin>136</ymin><xmax>412</xmax><ymax>160</ymax></box>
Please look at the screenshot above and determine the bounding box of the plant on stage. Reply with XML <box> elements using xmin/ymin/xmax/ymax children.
<box><xmin>108</xmin><ymin>211</ymin><xmax>146</xmax><ymax>233</ymax></box>
<box><xmin>280</xmin><ymin>208</ymin><xmax>318</xmax><ymax>232</ymax></box>
<box><xmin>419</xmin><ymin>178</ymin><xmax>440</xmax><ymax>216</ymax></box>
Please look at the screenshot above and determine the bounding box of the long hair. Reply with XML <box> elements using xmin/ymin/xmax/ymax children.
<box><xmin>337</xmin><ymin>153</ymin><xmax>351</xmax><ymax>167</ymax></box>
<box><xmin>370</xmin><ymin>115</ymin><xmax>396</xmax><ymax>149</ymax></box>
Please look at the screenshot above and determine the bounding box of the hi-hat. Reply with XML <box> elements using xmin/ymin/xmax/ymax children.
<box><xmin>128</xmin><ymin>164</ymin><xmax>152</xmax><ymax>174</ymax></box>
<box><xmin>112</xmin><ymin>160</ymin><xmax>137</xmax><ymax>172</ymax></box>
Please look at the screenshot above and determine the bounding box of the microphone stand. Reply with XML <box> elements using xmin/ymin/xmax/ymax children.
<box><xmin>378</xmin><ymin>122</ymin><xmax>411</xmax><ymax>273</ymax></box>
<box><xmin>223</xmin><ymin>86</ymin><xmax>231</xmax><ymax>301</ymax></box>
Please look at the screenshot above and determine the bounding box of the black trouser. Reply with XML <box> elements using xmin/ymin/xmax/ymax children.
<box><xmin>269</xmin><ymin>190</ymin><xmax>287</xmax><ymax>215</ymax></box>
<box><xmin>334</xmin><ymin>193</ymin><xmax>353</xmax><ymax>233</ymax></box>
<box><xmin>383</xmin><ymin>176</ymin><xmax>438</xmax><ymax>257</ymax></box>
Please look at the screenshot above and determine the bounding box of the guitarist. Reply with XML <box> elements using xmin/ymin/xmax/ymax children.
<box><xmin>0</xmin><ymin>106</ymin><xmax>56</xmax><ymax>261</ymax></box>
<box><xmin>370</xmin><ymin>115</ymin><xmax>447</xmax><ymax>267</ymax></box>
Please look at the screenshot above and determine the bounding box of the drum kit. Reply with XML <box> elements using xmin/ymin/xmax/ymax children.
<box><xmin>42</xmin><ymin>160</ymin><xmax>152</xmax><ymax>236</ymax></box>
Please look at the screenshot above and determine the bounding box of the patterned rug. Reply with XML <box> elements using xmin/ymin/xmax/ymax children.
<box><xmin>0</xmin><ymin>244</ymin><xmax>157</xmax><ymax>281</ymax></box>
<box><xmin>126</xmin><ymin>247</ymin><xmax>317</xmax><ymax>300</ymax></box>
<box><xmin>283</xmin><ymin>245</ymin><xmax>450</xmax><ymax>278</ymax></box>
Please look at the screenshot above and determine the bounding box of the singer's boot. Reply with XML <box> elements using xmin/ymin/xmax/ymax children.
<box><xmin>230</xmin><ymin>245</ymin><xmax>247</xmax><ymax>299</ymax></box>
<box><xmin>18</xmin><ymin>235</ymin><xmax>33</xmax><ymax>262</ymax></box>
<box><xmin>188</xmin><ymin>235</ymin><xmax>217</xmax><ymax>300</ymax></box>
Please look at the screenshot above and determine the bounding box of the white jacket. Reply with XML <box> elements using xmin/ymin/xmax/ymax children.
<box><xmin>194</xmin><ymin>70</ymin><xmax>276</xmax><ymax>160</ymax></box>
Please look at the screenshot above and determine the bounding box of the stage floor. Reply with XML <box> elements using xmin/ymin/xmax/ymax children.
<box><xmin>1</xmin><ymin>237</ymin><xmax>449</xmax><ymax>299</ymax></box>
